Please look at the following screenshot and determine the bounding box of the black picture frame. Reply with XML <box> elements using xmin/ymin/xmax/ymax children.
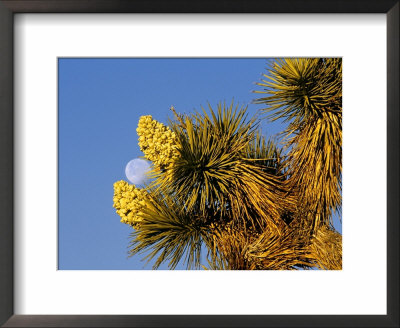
<box><xmin>0</xmin><ymin>1</ymin><xmax>398</xmax><ymax>327</ymax></box>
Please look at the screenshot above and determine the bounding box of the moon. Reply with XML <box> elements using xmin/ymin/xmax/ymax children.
<box><xmin>125</xmin><ymin>158</ymin><xmax>151</xmax><ymax>186</ymax></box>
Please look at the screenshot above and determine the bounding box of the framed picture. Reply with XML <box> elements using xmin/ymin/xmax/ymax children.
<box><xmin>0</xmin><ymin>1</ymin><xmax>398</xmax><ymax>327</ymax></box>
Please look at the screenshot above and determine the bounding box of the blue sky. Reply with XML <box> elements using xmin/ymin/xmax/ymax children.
<box><xmin>58</xmin><ymin>58</ymin><xmax>342</xmax><ymax>270</ymax></box>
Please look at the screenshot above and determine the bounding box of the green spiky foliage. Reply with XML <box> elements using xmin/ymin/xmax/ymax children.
<box><xmin>252</xmin><ymin>58</ymin><xmax>342</xmax><ymax>267</ymax></box>
<box><xmin>254</xmin><ymin>58</ymin><xmax>342</xmax><ymax>232</ymax></box>
<box><xmin>129</xmin><ymin>103</ymin><xmax>294</xmax><ymax>269</ymax></box>
<box><xmin>128</xmin><ymin>190</ymin><xmax>209</xmax><ymax>269</ymax></box>
<box><xmin>160</xmin><ymin>104</ymin><xmax>292</xmax><ymax>230</ymax></box>
<box><xmin>117</xmin><ymin>58</ymin><xmax>342</xmax><ymax>270</ymax></box>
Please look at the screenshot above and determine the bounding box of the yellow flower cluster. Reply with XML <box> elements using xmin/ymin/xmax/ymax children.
<box><xmin>113</xmin><ymin>180</ymin><xmax>147</xmax><ymax>229</ymax></box>
<box><xmin>137</xmin><ymin>115</ymin><xmax>179</xmax><ymax>169</ymax></box>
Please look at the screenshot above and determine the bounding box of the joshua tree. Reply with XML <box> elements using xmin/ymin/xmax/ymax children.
<box><xmin>113</xmin><ymin>58</ymin><xmax>342</xmax><ymax>270</ymax></box>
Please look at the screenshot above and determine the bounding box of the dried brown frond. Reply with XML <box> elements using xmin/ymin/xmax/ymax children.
<box><xmin>284</xmin><ymin>110</ymin><xmax>342</xmax><ymax>231</ymax></box>
<box><xmin>308</xmin><ymin>225</ymin><xmax>342</xmax><ymax>270</ymax></box>
<box><xmin>208</xmin><ymin>222</ymin><xmax>258</xmax><ymax>270</ymax></box>
<box><xmin>254</xmin><ymin>58</ymin><xmax>342</xmax><ymax>234</ymax></box>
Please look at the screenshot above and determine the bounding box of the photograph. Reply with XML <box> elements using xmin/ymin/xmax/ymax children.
<box><xmin>1</xmin><ymin>0</ymin><xmax>396</xmax><ymax>325</ymax></box>
<box><xmin>58</xmin><ymin>58</ymin><xmax>342</xmax><ymax>270</ymax></box>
